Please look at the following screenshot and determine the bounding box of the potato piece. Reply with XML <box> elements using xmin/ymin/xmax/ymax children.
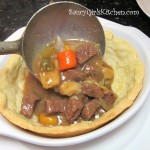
<box><xmin>102</xmin><ymin>67</ymin><xmax>114</xmax><ymax>79</ymax></box>
<box><xmin>59</xmin><ymin>82</ymin><xmax>81</xmax><ymax>96</ymax></box>
<box><xmin>40</xmin><ymin>70</ymin><xmax>60</xmax><ymax>89</ymax></box>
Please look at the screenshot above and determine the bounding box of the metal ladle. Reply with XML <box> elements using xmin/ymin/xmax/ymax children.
<box><xmin>0</xmin><ymin>1</ymin><xmax>105</xmax><ymax>76</ymax></box>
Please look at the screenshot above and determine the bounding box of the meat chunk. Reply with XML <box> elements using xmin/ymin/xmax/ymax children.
<box><xmin>45</xmin><ymin>99</ymin><xmax>68</xmax><ymax>115</ymax></box>
<box><xmin>76</xmin><ymin>42</ymin><xmax>98</xmax><ymax>65</ymax></box>
<box><xmin>81</xmin><ymin>99</ymin><xmax>101</xmax><ymax>120</ymax></box>
<box><xmin>100</xmin><ymin>90</ymin><xmax>117</xmax><ymax>110</ymax></box>
<box><xmin>103</xmin><ymin>90</ymin><xmax>117</xmax><ymax>104</ymax></box>
<box><xmin>81</xmin><ymin>82</ymin><xmax>104</xmax><ymax>98</ymax></box>
<box><xmin>65</xmin><ymin>94</ymin><xmax>85</xmax><ymax>123</ymax></box>
<box><xmin>62</xmin><ymin>69</ymin><xmax>82</xmax><ymax>82</ymax></box>
<box><xmin>103</xmin><ymin>90</ymin><xmax>117</xmax><ymax>105</ymax></box>
<box><xmin>83</xmin><ymin>64</ymin><xmax>104</xmax><ymax>82</ymax></box>
<box><xmin>21</xmin><ymin>93</ymin><xmax>40</xmax><ymax>118</ymax></box>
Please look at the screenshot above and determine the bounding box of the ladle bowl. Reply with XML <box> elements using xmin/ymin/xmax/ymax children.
<box><xmin>0</xmin><ymin>1</ymin><xmax>105</xmax><ymax>76</ymax></box>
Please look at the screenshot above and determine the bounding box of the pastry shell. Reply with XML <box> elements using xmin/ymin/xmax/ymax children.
<box><xmin>0</xmin><ymin>31</ymin><xmax>144</xmax><ymax>137</ymax></box>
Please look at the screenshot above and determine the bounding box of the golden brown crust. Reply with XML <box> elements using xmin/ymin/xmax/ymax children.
<box><xmin>0</xmin><ymin>30</ymin><xmax>144</xmax><ymax>137</ymax></box>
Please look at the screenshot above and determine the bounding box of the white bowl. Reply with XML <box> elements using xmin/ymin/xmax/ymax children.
<box><xmin>0</xmin><ymin>17</ymin><xmax>150</xmax><ymax>147</ymax></box>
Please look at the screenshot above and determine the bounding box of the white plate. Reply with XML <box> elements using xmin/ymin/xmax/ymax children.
<box><xmin>136</xmin><ymin>0</ymin><xmax>150</xmax><ymax>17</ymax></box>
<box><xmin>0</xmin><ymin>17</ymin><xmax>150</xmax><ymax>149</ymax></box>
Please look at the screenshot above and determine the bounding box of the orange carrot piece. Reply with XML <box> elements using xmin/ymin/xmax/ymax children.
<box><xmin>39</xmin><ymin>113</ymin><xmax>58</xmax><ymax>126</ymax></box>
<box><xmin>57</xmin><ymin>50</ymin><xmax>77</xmax><ymax>71</ymax></box>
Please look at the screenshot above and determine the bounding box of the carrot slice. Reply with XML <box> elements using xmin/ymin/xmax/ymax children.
<box><xmin>39</xmin><ymin>113</ymin><xmax>58</xmax><ymax>126</ymax></box>
<box><xmin>57</xmin><ymin>50</ymin><xmax>77</xmax><ymax>71</ymax></box>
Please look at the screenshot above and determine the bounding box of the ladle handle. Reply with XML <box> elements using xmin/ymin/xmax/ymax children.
<box><xmin>0</xmin><ymin>39</ymin><xmax>21</xmax><ymax>55</ymax></box>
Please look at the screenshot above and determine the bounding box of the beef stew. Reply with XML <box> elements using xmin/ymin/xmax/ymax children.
<box><xmin>21</xmin><ymin>38</ymin><xmax>117</xmax><ymax>126</ymax></box>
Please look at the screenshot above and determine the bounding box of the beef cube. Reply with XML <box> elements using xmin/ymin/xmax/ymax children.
<box><xmin>83</xmin><ymin>96</ymin><xmax>90</xmax><ymax>104</ymax></box>
<box><xmin>100</xmin><ymin>90</ymin><xmax>117</xmax><ymax>110</ymax></box>
<box><xmin>103</xmin><ymin>90</ymin><xmax>117</xmax><ymax>105</ymax></box>
<box><xmin>62</xmin><ymin>69</ymin><xmax>82</xmax><ymax>82</ymax></box>
<box><xmin>76</xmin><ymin>42</ymin><xmax>98</xmax><ymax>65</ymax></box>
<box><xmin>83</xmin><ymin>64</ymin><xmax>104</xmax><ymax>82</ymax></box>
<box><xmin>82</xmin><ymin>82</ymin><xmax>104</xmax><ymax>98</ymax></box>
<box><xmin>81</xmin><ymin>99</ymin><xmax>101</xmax><ymax>120</ymax></box>
<box><xmin>21</xmin><ymin>93</ymin><xmax>40</xmax><ymax>118</ymax></box>
<box><xmin>65</xmin><ymin>94</ymin><xmax>85</xmax><ymax>123</ymax></box>
<box><xmin>45</xmin><ymin>99</ymin><xmax>68</xmax><ymax>115</ymax></box>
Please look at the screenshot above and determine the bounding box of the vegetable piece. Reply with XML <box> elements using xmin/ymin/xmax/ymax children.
<box><xmin>39</xmin><ymin>113</ymin><xmax>58</xmax><ymax>126</ymax></box>
<box><xmin>40</xmin><ymin>57</ymin><xmax>54</xmax><ymax>72</ymax></box>
<box><xmin>58</xmin><ymin>82</ymin><xmax>81</xmax><ymax>96</ymax></box>
<box><xmin>102</xmin><ymin>67</ymin><xmax>114</xmax><ymax>79</ymax></box>
<box><xmin>104</xmin><ymin>79</ymin><xmax>112</xmax><ymax>89</ymax></box>
<box><xmin>55</xmin><ymin>36</ymin><xmax>64</xmax><ymax>52</ymax></box>
<box><xmin>64</xmin><ymin>45</ymin><xmax>72</xmax><ymax>51</ymax></box>
<box><xmin>57</xmin><ymin>50</ymin><xmax>77</xmax><ymax>71</ymax></box>
<box><xmin>40</xmin><ymin>70</ymin><xmax>60</xmax><ymax>89</ymax></box>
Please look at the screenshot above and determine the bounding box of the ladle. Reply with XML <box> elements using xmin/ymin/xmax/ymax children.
<box><xmin>0</xmin><ymin>1</ymin><xmax>105</xmax><ymax>76</ymax></box>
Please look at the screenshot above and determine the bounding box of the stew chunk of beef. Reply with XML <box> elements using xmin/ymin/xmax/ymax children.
<box><xmin>62</xmin><ymin>69</ymin><xmax>82</xmax><ymax>82</ymax></box>
<box><xmin>82</xmin><ymin>82</ymin><xmax>104</xmax><ymax>98</ymax></box>
<box><xmin>45</xmin><ymin>99</ymin><xmax>68</xmax><ymax>115</ymax></box>
<box><xmin>83</xmin><ymin>64</ymin><xmax>104</xmax><ymax>82</ymax></box>
<box><xmin>76</xmin><ymin>42</ymin><xmax>98</xmax><ymax>65</ymax></box>
<box><xmin>21</xmin><ymin>93</ymin><xmax>40</xmax><ymax>118</ymax></box>
<box><xmin>104</xmin><ymin>90</ymin><xmax>117</xmax><ymax>105</ymax></box>
<box><xmin>81</xmin><ymin>99</ymin><xmax>101</xmax><ymax>120</ymax></box>
<box><xmin>65</xmin><ymin>94</ymin><xmax>85</xmax><ymax>123</ymax></box>
<box><xmin>101</xmin><ymin>90</ymin><xmax>117</xmax><ymax>110</ymax></box>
